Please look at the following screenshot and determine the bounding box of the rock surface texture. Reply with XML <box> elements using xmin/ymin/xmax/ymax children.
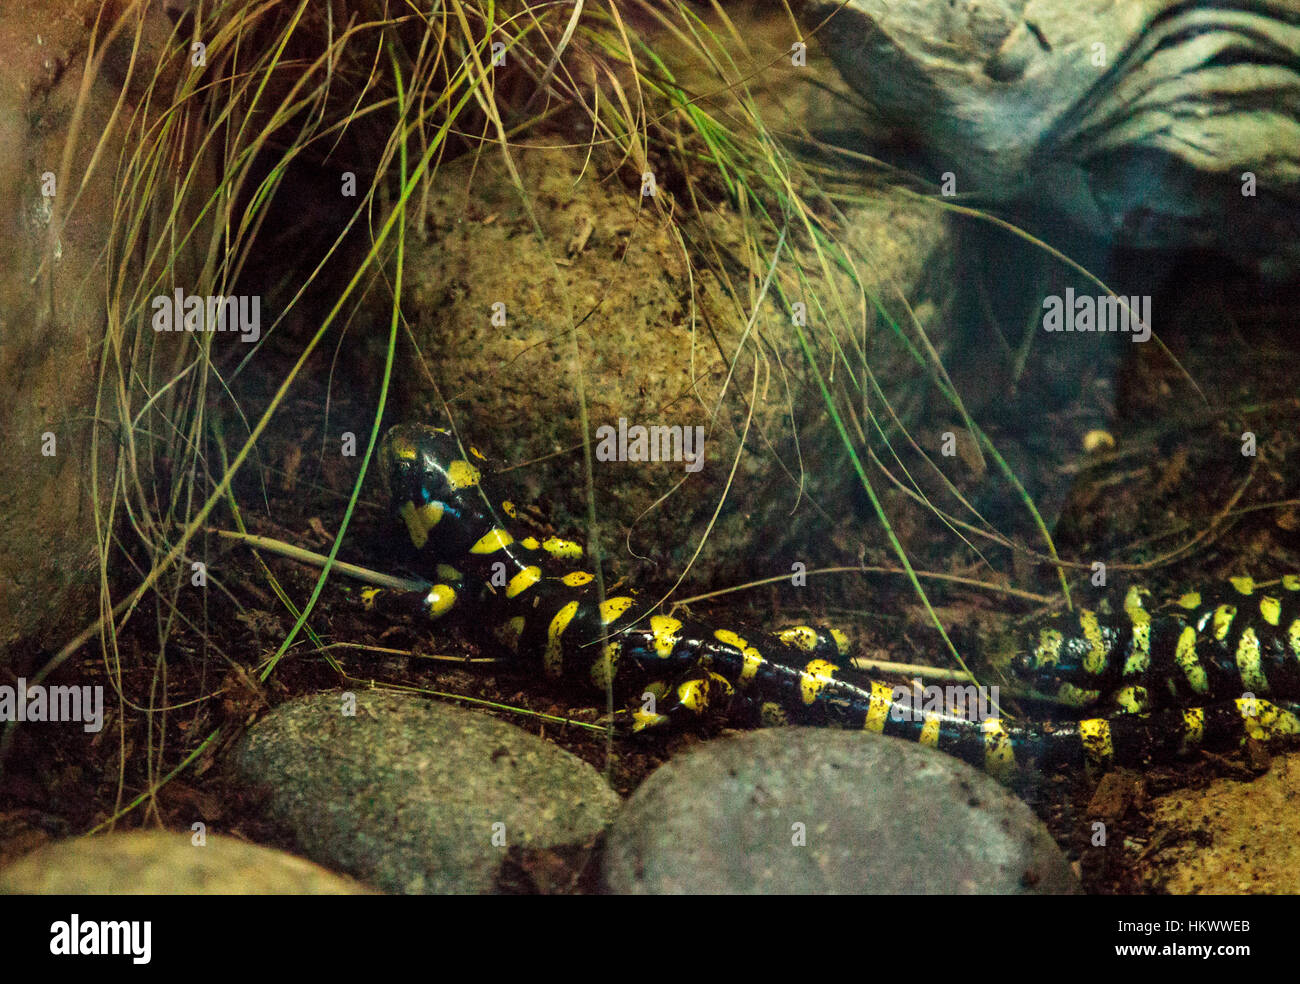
<box><xmin>232</xmin><ymin>692</ymin><xmax>620</xmax><ymax>894</ymax></box>
<box><xmin>0</xmin><ymin>830</ymin><xmax>371</xmax><ymax>894</ymax></box>
<box><xmin>603</xmin><ymin>728</ymin><xmax>1081</xmax><ymax>894</ymax></box>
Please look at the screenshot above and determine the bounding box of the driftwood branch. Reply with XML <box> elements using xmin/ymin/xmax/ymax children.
<box><xmin>803</xmin><ymin>0</ymin><xmax>1300</xmax><ymax>277</ymax></box>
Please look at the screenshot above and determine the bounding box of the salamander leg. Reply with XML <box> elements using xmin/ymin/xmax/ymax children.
<box><xmin>357</xmin><ymin>582</ymin><xmax>462</xmax><ymax>623</ymax></box>
<box><xmin>628</xmin><ymin>666</ymin><xmax>742</xmax><ymax>733</ymax></box>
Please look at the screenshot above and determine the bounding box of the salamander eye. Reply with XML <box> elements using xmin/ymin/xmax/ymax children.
<box><xmin>381</xmin><ymin>426</ymin><xmax>433</xmax><ymax>505</ymax></box>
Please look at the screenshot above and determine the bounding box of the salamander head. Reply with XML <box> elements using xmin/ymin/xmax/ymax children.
<box><xmin>380</xmin><ymin>424</ymin><xmax>484</xmax><ymax>555</ymax></box>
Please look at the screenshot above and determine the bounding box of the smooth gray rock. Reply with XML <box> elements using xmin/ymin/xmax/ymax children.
<box><xmin>604</xmin><ymin>727</ymin><xmax>1080</xmax><ymax>894</ymax></box>
<box><xmin>0</xmin><ymin>830</ymin><xmax>369</xmax><ymax>894</ymax></box>
<box><xmin>231</xmin><ymin>692</ymin><xmax>620</xmax><ymax>894</ymax></box>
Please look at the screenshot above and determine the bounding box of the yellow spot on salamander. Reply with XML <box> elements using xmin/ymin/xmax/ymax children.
<box><xmin>1260</xmin><ymin>596</ymin><xmax>1282</xmax><ymax>626</ymax></box>
<box><xmin>1180</xmin><ymin>707</ymin><xmax>1205</xmax><ymax>754</ymax></box>
<box><xmin>501</xmin><ymin>500</ymin><xmax>517</xmax><ymax>519</ymax></box>
<box><xmin>981</xmin><ymin>719</ymin><xmax>1015</xmax><ymax>779</ymax></box>
<box><xmin>1283</xmin><ymin>574</ymin><xmax>1300</xmax><ymax>592</ymax></box>
<box><xmin>631</xmin><ymin>709</ymin><xmax>670</xmax><ymax>732</ymax></box>
<box><xmin>830</xmin><ymin>628</ymin><xmax>850</xmax><ymax>656</ymax></box>
<box><xmin>470</xmin><ymin>528</ymin><xmax>514</xmax><ymax>554</ymax></box>
<box><xmin>398</xmin><ymin>500</ymin><xmax>444</xmax><ymax>550</ymax></box>
<box><xmin>436</xmin><ymin>564</ymin><xmax>463</xmax><ymax>582</ymax></box>
<box><xmin>649</xmin><ymin>615</ymin><xmax>682</xmax><ymax>657</ymax></box>
<box><xmin>714</xmin><ymin>629</ymin><xmax>764</xmax><ymax>684</ymax></box>
<box><xmin>1212</xmin><ymin>604</ymin><xmax>1236</xmax><ymax>641</ymax></box>
<box><xmin>1175</xmin><ymin>626</ymin><xmax>1209</xmax><ymax>694</ymax></box>
<box><xmin>1113</xmin><ymin>685</ymin><xmax>1148</xmax><ymax>714</ymax></box>
<box><xmin>424</xmin><ymin>584</ymin><xmax>457</xmax><ymax>620</ymax></box>
<box><xmin>445</xmin><ymin>459</ymin><xmax>481</xmax><ymax>491</ymax></box>
<box><xmin>561</xmin><ymin>571</ymin><xmax>594</xmax><ymax>587</ymax></box>
<box><xmin>1056</xmin><ymin>683</ymin><xmax>1101</xmax><ymax>707</ymax></box>
<box><xmin>468</xmin><ymin>445</ymin><xmax>487</xmax><ymax>461</ymax></box>
<box><xmin>1079</xmin><ymin>718</ymin><xmax>1114</xmax><ymax>769</ymax></box>
<box><xmin>919</xmin><ymin>714</ymin><xmax>941</xmax><ymax>748</ymax></box>
<box><xmin>1239</xmin><ymin>699</ymin><xmax>1300</xmax><ymax>741</ymax></box>
<box><xmin>506</xmin><ymin>566</ymin><xmax>541</xmax><ymax>599</ymax></box>
<box><xmin>542</xmin><ymin>537</ymin><xmax>583</xmax><ymax>560</ymax></box>
<box><xmin>416</xmin><ymin>502</ymin><xmax>445</xmax><ymax>529</ymax></box>
<box><xmin>544</xmin><ymin>601</ymin><xmax>579</xmax><ymax>677</ymax></box>
<box><xmin>863</xmin><ymin>681</ymin><xmax>894</xmax><ymax>733</ymax></box>
<box><xmin>1290</xmin><ymin>619</ymin><xmax>1300</xmax><ymax>662</ymax></box>
<box><xmin>1123</xmin><ymin>606</ymin><xmax>1152</xmax><ymax>676</ymax></box>
<box><xmin>777</xmin><ymin>626</ymin><xmax>819</xmax><ymax>652</ymax></box>
<box><xmin>590</xmin><ymin>641</ymin><xmax>621</xmax><ymax>690</ymax></box>
<box><xmin>760</xmin><ymin>702</ymin><xmax>789</xmax><ymax>727</ymax></box>
<box><xmin>1175</xmin><ymin>591</ymin><xmax>1202</xmax><ymax>610</ymax></box>
<box><xmin>1124</xmin><ymin>586</ymin><xmax>1151</xmax><ymax>614</ymax></box>
<box><xmin>520</xmin><ymin>536</ymin><xmax>540</xmax><ymax>550</ymax></box>
<box><xmin>599</xmin><ymin>597</ymin><xmax>634</xmax><ymax>624</ymax></box>
<box><xmin>677</xmin><ymin>678</ymin><xmax>710</xmax><ymax>713</ymax></box>
<box><xmin>1079</xmin><ymin>609</ymin><xmax>1108</xmax><ymax>675</ymax></box>
<box><xmin>360</xmin><ymin>587</ymin><xmax>382</xmax><ymax>608</ymax></box>
<box><xmin>1082</xmin><ymin>429</ymin><xmax>1115</xmax><ymax>454</ymax></box>
<box><xmin>1236</xmin><ymin>627</ymin><xmax>1269</xmax><ymax>693</ymax></box>
<box><xmin>1229</xmin><ymin>575</ymin><xmax>1255</xmax><ymax>595</ymax></box>
<box><xmin>388</xmin><ymin>435</ymin><xmax>418</xmax><ymax>461</ymax></box>
<box><xmin>799</xmin><ymin>659</ymin><xmax>839</xmax><ymax>705</ymax></box>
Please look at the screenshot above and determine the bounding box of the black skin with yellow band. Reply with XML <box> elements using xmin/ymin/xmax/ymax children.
<box><xmin>1012</xmin><ymin>577</ymin><xmax>1300</xmax><ymax>713</ymax></box>
<box><xmin>369</xmin><ymin>423</ymin><xmax>1300</xmax><ymax>783</ymax></box>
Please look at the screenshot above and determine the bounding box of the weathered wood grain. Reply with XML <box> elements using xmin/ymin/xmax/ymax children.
<box><xmin>804</xmin><ymin>0</ymin><xmax>1300</xmax><ymax>278</ymax></box>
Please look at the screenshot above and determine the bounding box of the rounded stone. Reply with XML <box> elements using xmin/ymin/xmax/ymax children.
<box><xmin>0</xmin><ymin>830</ymin><xmax>369</xmax><ymax>894</ymax></box>
<box><xmin>231</xmin><ymin>691</ymin><xmax>620</xmax><ymax>894</ymax></box>
<box><xmin>604</xmin><ymin>727</ymin><xmax>1080</xmax><ymax>894</ymax></box>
